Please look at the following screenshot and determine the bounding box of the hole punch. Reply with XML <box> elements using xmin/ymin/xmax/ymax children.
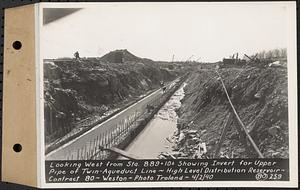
<box><xmin>13</xmin><ymin>143</ymin><xmax>22</xmax><ymax>153</ymax></box>
<box><xmin>12</xmin><ymin>41</ymin><xmax>22</xmax><ymax>50</ymax></box>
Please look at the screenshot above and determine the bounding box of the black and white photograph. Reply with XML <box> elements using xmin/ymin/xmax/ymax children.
<box><xmin>40</xmin><ymin>2</ymin><xmax>297</xmax><ymax>187</ymax></box>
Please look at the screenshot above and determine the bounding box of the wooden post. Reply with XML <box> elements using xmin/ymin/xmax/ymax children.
<box><xmin>234</xmin><ymin>53</ymin><xmax>238</xmax><ymax>64</ymax></box>
<box><xmin>95</xmin><ymin>136</ymin><xmax>99</xmax><ymax>154</ymax></box>
<box><xmin>49</xmin><ymin>106</ymin><xmax>53</xmax><ymax>134</ymax></box>
<box><xmin>124</xmin><ymin>118</ymin><xmax>127</xmax><ymax>128</ymax></box>
<box><xmin>102</xmin><ymin>135</ymin><xmax>105</xmax><ymax>148</ymax></box>
<box><xmin>110</xmin><ymin>129</ymin><xmax>113</xmax><ymax>146</ymax></box>
<box><xmin>103</xmin><ymin>131</ymin><xmax>106</xmax><ymax>148</ymax></box>
<box><xmin>86</xmin><ymin>143</ymin><xmax>89</xmax><ymax>159</ymax></box>
<box><xmin>107</xmin><ymin>130</ymin><xmax>110</xmax><ymax>147</ymax></box>
<box><xmin>114</xmin><ymin>127</ymin><xmax>117</xmax><ymax>142</ymax></box>
<box><xmin>92</xmin><ymin>139</ymin><xmax>95</xmax><ymax>157</ymax></box>
<box><xmin>105</xmin><ymin>131</ymin><xmax>108</xmax><ymax>148</ymax></box>
<box><xmin>116</xmin><ymin>126</ymin><xmax>119</xmax><ymax>144</ymax></box>
<box><xmin>83</xmin><ymin>145</ymin><xmax>86</xmax><ymax>160</ymax></box>
<box><xmin>80</xmin><ymin>147</ymin><xmax>83</xmax><ymax>160</ymax></box>
<box><xmin>118</xmin><ymin>125</ymin><xmax>122</xmax><ymax>142</ymax></box>
<box><xmin>94</xmin><ymin>138</ymin><xmax>96</xmax><ymax>154</ymax></box>
<box><xmin>116</xmin><ymin>125</ymin><xmax>119</xmax><ymax>136</ymax></box>
<box><xmin>77</xmin><ymin>148</ymin><xmax>80</xmax><ymax>160</ymax></box>
<box><xmin>122</xmin><ymin>122</ymin><xmax>125</xmax><ymax>134</ymax></box>
<box><xmin>89</xmin><ymin>140</ymin><xmax>93</xmax><ymax>158</ymax></box>
<box><xmin>100</xmin><ymin>133</ymin><xmax>103</xmax><ymax>147</ymax></box>
<box><xmin>97</xmin><ymin>136</ymin><xmax>101</xmax><ymax>158</ymax></box>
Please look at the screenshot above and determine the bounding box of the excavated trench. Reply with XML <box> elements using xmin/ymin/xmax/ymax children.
<box><xmin>120</xmin><ymin>83</ymin><xmax>187</xmax><ymax>159</ymax></box>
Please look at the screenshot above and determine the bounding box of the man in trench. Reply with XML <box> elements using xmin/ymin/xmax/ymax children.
<box><xmin>160</xmin><ymin>81</ymin><xmax>167</xmax><ymax>93</ymax></box>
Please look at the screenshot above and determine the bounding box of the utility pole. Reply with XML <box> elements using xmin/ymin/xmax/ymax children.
<box><xmin>235</xmin><ymin>53</ymin><xmax>239</xmax><ymax>64</ymax></box>
<box><xmin>171</xmin><ymin>54</ymin><xmax>175</xmax><ymax>63</ymax></box>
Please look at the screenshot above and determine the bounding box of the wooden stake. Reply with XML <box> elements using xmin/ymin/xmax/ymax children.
<box><xmin>83</xmin><ymin>145</ymin><xmax>86</xmax><ymax>160</ymax></box>
<box><xmin>77</xmin><ymin>148</ymin><xmax>80</xmax><ymax>160</ymax></box>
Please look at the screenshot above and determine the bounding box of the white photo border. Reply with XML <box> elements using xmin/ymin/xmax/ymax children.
<box><xmin>36</xmin><ymin>2</ymin><xmax>298</xmax><ymax>188</ymax></box>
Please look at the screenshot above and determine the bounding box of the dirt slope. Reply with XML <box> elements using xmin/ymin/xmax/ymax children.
<box><xmin>176</xmin><ymin>66</ymin><xmax>288</xmax><ymax>158</ymax></box>
<box><xmin>44</xmin><ymin>50</ymin><xmax>179</xmax><ymax>144</ymax></box>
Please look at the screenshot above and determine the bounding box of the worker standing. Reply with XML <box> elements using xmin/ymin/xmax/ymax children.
<box><xmin>74</xmin><ymin>51</ymin><xmax>80</xmax><ymax>60</ymax></box>
<box><xmin>161</xmin><ymin>81</ymin><xmax>166</xmax><ymax>93</ymax></box>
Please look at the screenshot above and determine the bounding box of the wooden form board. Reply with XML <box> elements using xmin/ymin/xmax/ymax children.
<box><xmin>2</xmin><ymin>4</ymin><xmax>37</xmax><ymax>187</ymax></box>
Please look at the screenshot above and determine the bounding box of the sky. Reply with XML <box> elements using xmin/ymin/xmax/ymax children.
<box><xmin>41</xmin><ymin>2</ymin><xmax>291</xmax><ymax>62</ymax></box>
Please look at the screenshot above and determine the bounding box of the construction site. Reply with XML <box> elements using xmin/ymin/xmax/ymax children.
<box><xmin>44</xmin><ymin>48</ymin><xmax>288</xmax><ymax>160</ymax></box>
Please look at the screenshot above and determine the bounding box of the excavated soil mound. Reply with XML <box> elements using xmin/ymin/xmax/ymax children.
<box><xmin>44</xmin><ymin>54</ymin><xmax>177</xmax><ymax>144</ymax></box>
<box><xmin>177</xmin><ymin>66</ymin><xmax>288</xmax><ymax>158</ymax></box>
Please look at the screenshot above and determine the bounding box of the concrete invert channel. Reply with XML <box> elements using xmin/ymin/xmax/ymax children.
<box><xmin>46</xmin><ymin>78</ymin><xmax>181</xmax><ymax>160</ymax></box>
<box><xmin>123</xmin><ymin>82</ymin><xmax>187</xmax><ymax>159</ymax></box>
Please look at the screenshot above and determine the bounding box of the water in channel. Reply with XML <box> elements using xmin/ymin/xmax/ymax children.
<box><xmin>123</xmin><ymin>83</ymin><xmax>187</xmax><ymax>159</ymax></box>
